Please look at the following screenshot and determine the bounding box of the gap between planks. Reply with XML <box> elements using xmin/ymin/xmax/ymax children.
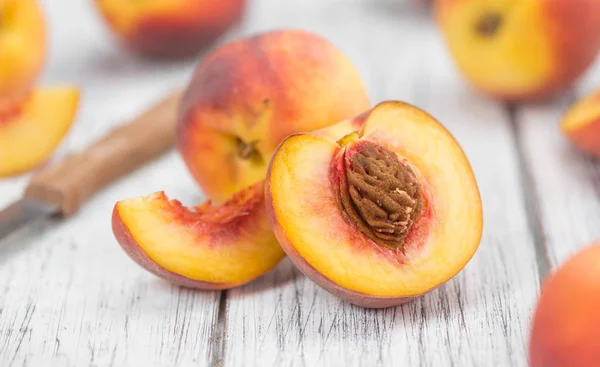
<box><xmin>211</xmin><ymin>291</ymin><xmax>228</xmax><ymax>367</ymax></box>
<box><xmin>506</xmin><ymin>104</ymin><xmax>552</xmax><ymax>281</ymax></box>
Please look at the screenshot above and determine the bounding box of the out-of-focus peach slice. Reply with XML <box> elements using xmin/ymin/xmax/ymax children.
<box><xmin>0</xmin><ymin>0</ymin><xmax>46</xmax><ymax>102</ymax></box>
<box><xmin>561</xmin><ymin>88</ymin><xmax>600</xmax><ymax>157</ymax></box>
<box><xmin>266</xmin><ymin>101</ymin><xmax>483</xmax><ymax>308</ymax></box>
<box><xmin>112</xmin><ymin>182</ymin><xmax>284</xmax><ymax>289</ymax></box>
<box><xmin>0</xmin><ymin>87</ymin><xmax>80</xmax><ymax>177</ymax></box>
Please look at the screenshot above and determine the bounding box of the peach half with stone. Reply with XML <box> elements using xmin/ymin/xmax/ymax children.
<box><xmin>266</xmin><ymin>101</ymin><xmax>483</xmax><ymax>308</ymax></box>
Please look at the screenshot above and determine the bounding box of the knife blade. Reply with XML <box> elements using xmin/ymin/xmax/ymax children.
<box><xmin>0</xmin><ymin>90</ymin><xmax>182</xmax><ymax>243</ymax></box>
<box><xmin>0</xmin><ymin>199</ymin><xmax>58</xmax><ymax>242</ymax></box>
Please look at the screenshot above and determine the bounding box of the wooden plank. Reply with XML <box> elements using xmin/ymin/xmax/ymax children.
<box><xmin>516</xmin><ymin>60</ymin><xmax>600</xmax><ymax>268</ymax></box>
<box><xmin>0</xmin><ymin>1</ymin><xmax>220</xmax><ymax>366</ymax></box>
<box><xmin>222</xmin><ymin>1</ymin><xmax>541</xmax><ymax>366</ymax></box>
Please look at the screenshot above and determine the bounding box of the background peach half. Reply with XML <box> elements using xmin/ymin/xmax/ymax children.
<box><xmin>0</xmin><ymin>86</ymin><xmax>80</xmax><ymax>177</ymax></box>
<box><xmin>95</xmin><ymin>0</ymin><xmax>245</xmax><ymax>58</ymax></box>
<box><xmin>0</xmin><ymin>0</ymin><xmax>46</xmax><ymax>101</ymax></box>
<box><xmin>435</xmin><ymin>0</ymin><xmax>600</xmax><ymax>101</ymax></box>
<box><xmin>266</xmin><ymin>101</ymin><xmax>483</xmax><ymax>308</ymax></box>
<box><xmin>112</xmin><ymin>182</ymin><xmax>285</xmax><ymax>289</ymax></box>
<box><xmin>561</xmin><ymin>88</ymin><xmax>600</xmax><ymax>157</ymax></box>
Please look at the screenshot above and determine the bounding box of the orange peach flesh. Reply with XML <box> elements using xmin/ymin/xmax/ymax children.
<box><xmin>177</xmin><ymin>29</ymin><xmax>371</xmax><ymax>203</ymax></box>
<box><xmin>561</xmin><ymin>89</ymin><xmax>600</xmax><ymax>157</ymax></box>
<box><xmin>0</xmin><ymin>87</ymin><xmax>80</xmax><ymax>177</ymax></box>
<box><xmin>0</xmin><ymin>0</ymin><xmax>46</xmax><ymax>101</ymax></box>
<box><xmin>435</xmin><ymin>0</ymin><xmax>600</xmax><ymax>101</ymax></box>
<box><xmin>112</xmin><ymin>182</ymin><xmax>285</xmax><ymax>289</ymax></box>
<box><xmin>266</xmin><ymin>101</ymin><xmax>483</xmax><ymax>307</ymax></box>
<box><xmin>95</xmin><ymin>0</ymin><xmax>245</xmax><ymax>58</ymax></box>
<box><xmin>529</xmin><ymin>244</ymin><xmax>600</xmax><ymax>367</ymax></box>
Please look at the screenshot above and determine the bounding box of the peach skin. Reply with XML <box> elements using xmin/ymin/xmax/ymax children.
<box><xmin>95</xmin><ymin>0</ymin><xmax>246</xmax><ymax>58</ymax></box>
<box><xmin>112</xmin><ymin>29</ymin><xmax>370</xmax><ymax>290</ymax></box>
<box><xmin>112</xmin><ymin>183</ymin><xmax>285</xmax><ymax>289</ymax></box>
<box><xmin>0</xmin><ymin>0</ymin><xmax>46</xmax><ymax>103</ymax></box>
<box><xmin>530</xmin><ymin>244</ymin><xmax>600</xmax><ymax>367</ymax></box>
<box><xmin>561</xmin><ymin>88</ymin><xmax>600</xmax><ymax>157</ymax></box>
<box><xmin>0</xmin><ymin>86</ymin><xmax>80</xmax><ymax>177</ymax></box>
<box><xmin>266</xmin><ymin>101</ymin><xmax>483</xmax><ymax>308</ymax></box>
<box><xmin>435</xmin><ymin>0</ymin><xmax>600</xmax><ymax>102</ymax></box>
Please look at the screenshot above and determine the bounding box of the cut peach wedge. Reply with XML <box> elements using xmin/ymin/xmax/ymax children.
<box><xmin>266</xmin><ymin>101</ymin><xmax>483</xmax><ymax>308</ymax></box>
<box><xmin>112</xmin><ymin>182</ymin><xmax>284</xmax><ymax>289</ymax></box>
<box><xmin>0</xmin><ymin>86</ymin><xmax>80</xmax><ymax>177</ymax></box>
<box><xmin>561</xmin><ymin>88</ymin><xmax>600</xmax><ymax>158</ymax></box>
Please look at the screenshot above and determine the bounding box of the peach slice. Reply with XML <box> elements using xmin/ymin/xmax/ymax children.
<box><xmin>178</xmin><ymin>29</ymin><xmax>370</xmax><ymax>203</ymax></box>
<box><xmin>561</xmin><ymin>88</ymin><xmax>600</xmax><ymax>158</ymax></box>
<box><xmin>0</xmin><ymin>87</ymin><xmax>80</xmax><ymax>177</ymax></box>
<box><xmin>0</xmin><ymin>0</ymin><xmax>46</xmax><ymax>102</ymax></box>
<box><xmin>266</xmin><ymin>101</ymin><xmax>483</xmax><ymax>308</ymax></box>
<box><xmin>530</xmin><ymin>244</ymin><xmax>600</xmax><ymax>367</ymax></box>
<box><xmin>435</xmin><ymin>0</ymin><xmax>600</xmax><ymax>101</ymax></box>
<box><xmin>95</xmin><ymin>0</ymin><xmax>245</xmax><ymax>58</ymax></box>
<box><xmin>112</xmin><ymin>182</ymin><xmax>284</xmax><ymax>289</ymax></box>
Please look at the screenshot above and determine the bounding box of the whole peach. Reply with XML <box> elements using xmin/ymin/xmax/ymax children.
<box><xmin>178</xmin><ymin>29</ymin><xmax>371</xmax><ymax>203</ymax></box>
<box><xmin>95</xmin><ymin>0</ymin><xmax>245</xmax><ymax>58</ymax></box>
<box><xmin>530</xmin><ymin>244</ymin><xmax>600</xmax><ymax>367</ymax></box>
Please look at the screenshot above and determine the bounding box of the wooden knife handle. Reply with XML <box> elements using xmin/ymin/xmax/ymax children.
<box><xmin>24</xmin><ymin>91</ymin><xmax>183</xmax><ymax>216</ymax></box>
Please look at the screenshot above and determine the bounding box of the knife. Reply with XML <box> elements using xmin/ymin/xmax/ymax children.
<box><xmin>0</xmin><ymin>91</ymin><xmax>182</xmax><ymax>243</ymax></box>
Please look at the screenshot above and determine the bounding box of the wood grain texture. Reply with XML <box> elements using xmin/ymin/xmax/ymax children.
<box><xmin>0</xmin><ymin>1</ymin><xmax>220</xmax><ymax>366</ymax></box>
<box><xmin>221</xmin><ymin>1</ymin><xmax>542</xmax><ymax>366</ymax></box>
<box><xmin>516</xmin><ymin>60</ymin><xmax>600</xmax><ymax>268</ymax></box>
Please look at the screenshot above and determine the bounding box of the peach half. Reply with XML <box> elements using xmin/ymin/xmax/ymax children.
<box><xmin>0</xmin><ymin>0</ymin><xmax>46</xmax><ymax>102</ymax></box>
<box><xmin>112</xmin><ymin>183</ymin><xmax>284</xmax><ymax>289</ymax></box>
<box><xmin>561</xmin><ymin>88</ymin><xmax>600</xmax><ymax>158</ymax></box>
<box><xmin>266</xmin><ymin>101</ymin><xmax>483</xmax><ymax>308</ymax></box>
<box><xmin>95</xmin><ymin>0</ymin><xmax>246</xmax><ymax>58</ymax></box>
<box><xmin>530</xmin><ymin>244</ymin><xmax>600</xmax><ymax>367</ymax></box>
<box><xmin>178</xmin><ymin>29</ymin><xmax>370</xmax><ymax>204</ymax></box>
<box><xmin>0</xmin><ymin>86</ymin><xmax>80</xmax><ymax>177</ymax></box>
<box><xmin>435</xmin><ymin>0</ymin><xmax>600</xmax><ymax>102</ymax></box>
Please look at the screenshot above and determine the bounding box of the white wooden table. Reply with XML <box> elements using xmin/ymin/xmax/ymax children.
<box><xmin>2</xmin><ymin>1</ymin><xmax>600</xmax><ymax>366</ymax></box>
